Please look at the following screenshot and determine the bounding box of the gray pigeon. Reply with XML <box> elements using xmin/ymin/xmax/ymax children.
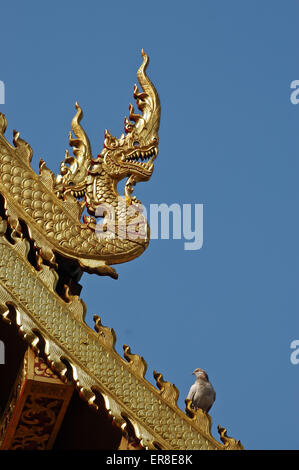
<box><xmin>187</xmin><ymin>368</ymin><xmax>216</xmax><ymax>413</ymax></box>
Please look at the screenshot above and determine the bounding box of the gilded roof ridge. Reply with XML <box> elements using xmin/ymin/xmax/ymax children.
<box><xmin>0</xmin><ymin>215</ymin><xmax>243</xmax><ymax>450</ymax></box>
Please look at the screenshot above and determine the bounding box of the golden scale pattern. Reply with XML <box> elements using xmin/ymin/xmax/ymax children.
<box><xmin>0</xmin><ymin>228</ymin><xmax>242</xmax><ymax>450</ymax></box>
<box><xmin>0</xmin><ymin>139</ymin><xmax>137</xmax><ymax>258</ymax></box>
<box><xmin>0</xmin><ymin>51</ymin><xmax>243</xmax><ymax>449</ymax></box>
<box><xmin>0</xmin><ymin>50</ymin><xmax>159</xmax><ymax>273</ymax></box>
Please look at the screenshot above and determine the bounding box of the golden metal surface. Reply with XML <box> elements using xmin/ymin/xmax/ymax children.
<box><xmin>0</xmin><ymin>50</ymin><xmax>160</xmax><ymax>279</ymax></box>
<box><xmin>0</xmin><ymin>50</ymin><xmax>243</xmax><ymax>450</ymax></box>
<box><xmin>0</xmin><ymin>221</ymin><xmax>243</xmax><ymax>450</ymax></box>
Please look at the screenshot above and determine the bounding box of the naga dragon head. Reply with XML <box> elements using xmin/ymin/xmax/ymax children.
<box><xmin>55</xmin><ymin>49</ymin><xmax>160</xmax><ymax>205</ymax></box>
<box><xmin>99</xmin><ymin>49</ymin><xmax>160</xmax><ymax>185</ymax></box>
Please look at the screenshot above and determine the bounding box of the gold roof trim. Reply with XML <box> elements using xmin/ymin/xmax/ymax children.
<box><xmin>0</xmin><ymin>51</ymin><xmax>243</xmax><ymax>449</ymax></box>
<box><xmin>0</xmin><ymin>219</ymin><xmax>243</xmax><ymax>450</ymax></box>
<box><xmin>0</xmin><ymin>50</ymin><xmax>161</xmax><ymax>280</ymax></box>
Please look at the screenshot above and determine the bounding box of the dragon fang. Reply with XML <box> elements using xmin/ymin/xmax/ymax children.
<box><xmin>0</xmin><ymin>49</ymin><xmax>160</xmax><ymax>280</ymax></box>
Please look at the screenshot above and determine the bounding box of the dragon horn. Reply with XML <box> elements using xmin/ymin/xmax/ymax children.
<box><xmin>69</xmin><ymin>102</ymin><xmax>92</xmax><ymax>163</ymax></box>
<box><xmin>133</xmin><ymin>49</ymin><xmax>161</xmax><ymax>135</ymax></box>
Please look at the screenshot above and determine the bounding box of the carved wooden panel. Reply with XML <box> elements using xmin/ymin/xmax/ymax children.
<box><xmin>0</xmin><ymin>348</ymin><xmax>73</xmax><ymax>450</ymax></box>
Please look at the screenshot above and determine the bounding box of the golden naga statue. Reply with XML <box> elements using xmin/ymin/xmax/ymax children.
<box><xmin>0</xmin><ymin>49</ymin><xmax>160</xmax><ymax>279</ymax></box>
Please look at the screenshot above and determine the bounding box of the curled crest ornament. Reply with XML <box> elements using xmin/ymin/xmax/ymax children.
<box><xmin>0</xmin><ymin>51</ymin><xmax>243</xmax><ymax>450</ymax></box>
<box><xmin>0</xmin><ymin>49</ymin><xmax>160</xmax><ymax>280</ymax></box>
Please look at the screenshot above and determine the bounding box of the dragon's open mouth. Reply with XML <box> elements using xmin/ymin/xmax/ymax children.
<box><xmin>64</xmin><ymin>184</ymin><xmax>87</xmax><ymax>200</ymax></box>
<box><xmin>122</xmin><ymin>146</ymin><xmax>158</xmax><ymax>171</ymax></box>
<box><xmin>72</xmin><ymin>189</ymin><xmax>86</xmax><ymax>200</ymax></box>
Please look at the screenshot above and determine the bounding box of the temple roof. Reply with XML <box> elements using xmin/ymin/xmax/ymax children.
<box><xmin>0</xmin><ymin>214</ymin><xmax>242</xmax><ymax>450</ymax></box>
<box><xmin>0</xmin><ymin>52</ymin><xmax>242</xmax><ymax>448</ymax></box>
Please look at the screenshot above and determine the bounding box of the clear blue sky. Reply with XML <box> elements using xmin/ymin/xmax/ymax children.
<box><xmin>1</xmin><ymin>0</ymin><xmax>299</xmax><ymax>450</ymax></box>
